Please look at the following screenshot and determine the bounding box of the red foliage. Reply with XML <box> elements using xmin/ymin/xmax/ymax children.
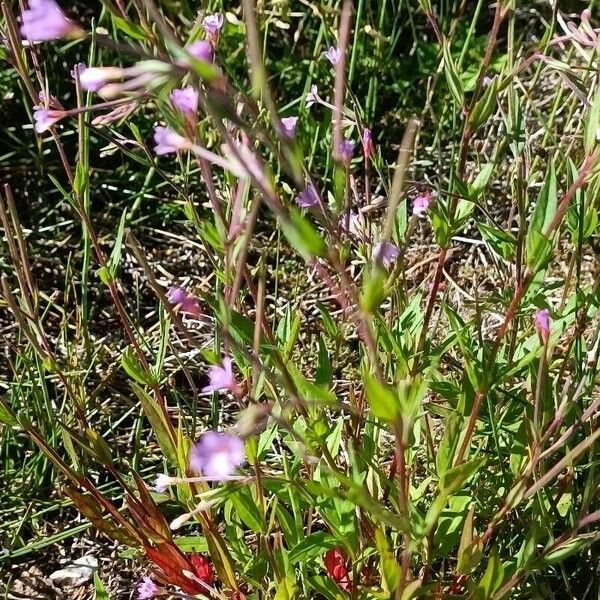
<box><xmin>324</xmin><ymin>547</ymin><xmax>353</xmax><ymax>591</ymax></box>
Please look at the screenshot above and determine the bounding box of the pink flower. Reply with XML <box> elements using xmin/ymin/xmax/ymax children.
<box><xmin>339</xmin><ymin>139</ymin><xmax>355</xmax><ymax>164</ymax></box>
<box><xmin>305</xmin><ymin>85</ymin><xmax>319</xmax><ymax>108</ymax></box>
<box><xmin>137</xmin><ymin>576</ymin><xmax>160</xmax><ymax>599</ymax></box>
<box><xmin>280</xmin><ymin>116</ymin><xmax>299</xmax><ymax>138</ymax></box>
<box><xmin>189</xmin><ymin>431</ymin><xmax>245</xmax><ymax>481</ymax></box>
<box><xmin>170</xmin><ymin>86</ymin><xmax>199</xmax><ymax>116</ymax></box>
<box><xmin>79</xmin><ymin>66</ymin><xmax>123</xmax><ymax>92</ymax></box>
<box><xmin>374</xmin><ymin>241</ymin><xmax>400</xmax><ymax>268</ymax></box>
<box><xmin>323</xmin><ymin>46</ymin><xmax>342</xmax><ymax>67</ymax></box>
<box><xmin>413</xmin><ymin>192</ymin><xmax>432</xmax><ymax>216</ymax></box>
<box><xmin>153</xmin><ymin>126</ymin><xmax>191</xmax><ymax>155</ymax></box>
<box><xmin>202</xmin><ymin>13</ymin><xmax>224</xmax><ymax>38</ymax></box>
<box><xmin>362</xmin><ymin>128</ymin><xmax>374</xmax><ymax>159</ymax></box>
<box><xmin>187</xmin><ymin>40</ymin><xmax>214</xmax><ymax>63</ymax></box>
<box><xmin>203</xmin><ymin>357</ymin><xmax>236</xmax><ymax>393</ymax></box>
<box><xmin>167</xmin><ymin>286</ymin><xmax>201</xmax><ymax>317</ymax></box>
<box><xmin>20</xmin><ymin>0</ymin><xmax>79</xmax><ymax>42</ymax></box>
<box><xmin>535</xmin><ymin>309</ymin><xmax>551</xmax><ymax>341</ymax></box>
<box><xmin>33</xmin><ymin>107</ymin><xmax>66</xmax><ymax>133</ymax></box>
<box><xmin>296</xmin><ymin>184</ymin><xmax>320</xmax><ymax>208</ymax></box>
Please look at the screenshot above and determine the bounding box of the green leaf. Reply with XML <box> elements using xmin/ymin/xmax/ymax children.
<box><xmin>364</xmin><ymin>374</ymin><xmax>401</xmax><ymax>421</ymax></box>
<box><xmin>526</xmin><ymin>161</ymin><xmax>557</xmax><ymax>269</ymax></box>
<box><xmin>315</xmin><ymin>335</ymin><xmax>332</xmax><ymax>385</ymax></box>
<box><xmin>280</xmin><ymin>209</ymin><xmax>327</xmax><ymax>259</ymax></box>
<box><xmin>93</xmin><ymin>572</ymin><xmax>111</xmax><ymax>600</ymax></box>
<box><xmin>274</xmin><ymin>575</ymin><xmax>297</xmax><ymax>600</ymax></box>
<box><xmin>473</xmin><ymin>549</ymin><xmax>506</xmax><ymax>600</ymax></box>
<box><xmin>585</xmin><ymin>89</ymin><xmax>600</xmax><ymax>153</ymax></box>
<box><xmin>130</xmin><ymin>383</ymin><xmax>177</xmax><ymax>465</ymax></box>
<box><xmin>469</xmin><ymin>79</ymin><xmax>499</xmax><ymax>131</ymax></box>
<box><xmin>439</xmin><ymin>457</ymin><xmax>485</xmax><ymax>493</ymax></box>
<box><xmin>442</xmin><ymin>41</ymin><xmax>464</xmax><ymax>105</ymax></box>
<box><xmin>121</xmin><ymin>348</ymin><xmax>155</xmax><ymax>386</ymax></box>
<box><xmin>229</xmin><ymin>487</ymin><xmax>266</xmax><ymax>533</ymax></box>
<box><xmin>288</xmin><ymin>532</ymin><xmax>337</xmax><ymax>564</ymax></box>
<box><xmin>111</xmin><ymin>15</ymin><xmax>148</xmax><ymax>40</ymax></box>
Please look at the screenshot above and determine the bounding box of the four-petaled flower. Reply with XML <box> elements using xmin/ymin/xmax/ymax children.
<box><xmin>137</xmin><ymin>576</ymin><xmax>161</xmax><ymax>599</ymax></box>
<box><xmin>203</xmin><ymin>13</ymin><xmax>224</xmax><ymax>38</ymax></box>
<box><xmin>535</xmin><ymin>308</ymin><xmax>551</xmax><ymax>341</ymax></box>
<box><xmin>324</xmin><ymin>548</ymin><xmax>352</xmax><ymax>591</ymax></box>
<box><xmin>153</xmin><ymin>126</ymin><xmax>191</xmax><ymax>155</ymax></box>
<box><xmin>167</xmin><ymin>286</ymin><xmax>202</xmax><ymax>317</ymax></box>
<box><xmin>170</xmin><ymin>86</ymin><xmax>199</xmax><ymax>117</ymax></box>
<box><xmin>305</xmin><ymin>85</ymin><xmax>319</xmax><ymax>108</ymax></box>
<box><xmin>413</xmin><ymin>192</ymin><xmax>432</xmax><ymax>216</ymax></box>
<box><xmin>203</xmin><ymin>357</ymin><xmax>236</xmax><ymax>394</ymax></box>
<box><xmin>33</xmin><ymin>107</ymin><xmax>66</xmax><ymax>133</ymax></box>
<box><xmin>153</xmin><ymin>473</ymin><xmax>173</xmax><ymax>493</ymax></box>
<box><xmin>374</xmin><ymin>241</ymin><xmax>400</xmax><ymax>269</ymax></box>
<box><xmin>323</xmin><ymin>46</ymin><xmax>342</xmax><ymax>67</ymax></box>
<box><xmin>189</xmin><ymin>431</ymin><xmax>245</xmax><ymax>481</ymax></box>
<box><xmin>191</xmin><ymin>554</ymin><xmax>216</xmax><ymax>585</ymax></box>
<box><xmin>296</xmin><ymin>184</ymin><xmax>320</xmax><ymax>208</ymax></box>
<box><xmin>280</xmin><ymin>116</ymin><xmax>299</xmax><ymax>138</ymax></box>
<box><xmin>20</xmin><ymin>0</ymin><xmax>79</xmax><ymax>42</ymax></box>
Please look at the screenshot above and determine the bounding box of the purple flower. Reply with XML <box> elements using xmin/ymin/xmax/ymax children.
<box><xmin>167</xmin><ymin>286</ymin><xmax>201</xmax><ymax>317</ymax></box>
<box><xmin>306</xmin><ymin>85</ymin><xmax>319</xmax><ymax>108</ymax></box>
<box><xmin>187</xmin><ymin>40</ymin><xmax>214</xmax><ymax>63</ymax></box>
<box><xmin>70</xmin><ymin>62</ymin><xmax>86</xmax><ymax>79</ymax></box>
<box><xmin>79</xmin><ymin>66</ymin><xmax>123</xmax><ymax>92</ymax></box>
<box><xmin>374</xmin><ymin>241</ymin><xmax>400</xmax><ymax>269</ymax></box>
<box><xmin>153</xmin><ymin>126</ymin><xmax>191</xmax><ymax>155</ymax></box>
<box><xmin>170</xmin><ymin>86</ymin><xmax>199</xmax><ymax>116</ymax></box>
<box><xmin>323</xmin><ymin>46</ymin><xmax>342</xmax><ymax>67</ymax></box>
<box><xmin>413</xmin><ymin>193</ymin><xmax>432</xmax><ymax>216</ymax></box>
<box><xmin>339</xmin><ymin>139</ymin><xmax>355</xmax><ymax>164</ymax></box>
<box><xmin>137</xmin><ymin>576</ymin><xmax>160</xmax><ymax>599</ymax></box>
<box><xmin>535</xmin><ymin>309</ymin><xmax>551</xmax><ymax>341</ymax></box>
<box><xmin>281</xmin><ymin>116</ymin><xmax>299</xmax><ymax>138</ymax></box>
<box><xmin>203</xmin><ymin>357</ymin><xmax>236</xmax><ymax>394</ymax></box>
<box><xmin>203</xmin><ymin>13</ymin><xmax>224</xmax><ymax>37</ymax></box>
<box><xmin>189</xmin><ymin>431</ymin><xmax>245</xmax><ymax>481</ymax></box>
<box><xmin>296</xmin><ymin>184</ymin><xmax>320</xmax><ymax>208</ymax></box>
<box><xmin>362</xmin><ymin>128</ymin><xmax>374</xmax><ymax>159</ymax></box>
<box><xmin>20</xmin><ymin>0</ymin><xmax>79</xmax><ymax>42</ymax></box>
<box><xmin>33</xmin><ymin>107</ymin><xmax>65</xmax><ymax>133</ymax></box>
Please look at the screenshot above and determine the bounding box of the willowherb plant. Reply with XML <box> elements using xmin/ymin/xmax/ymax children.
<box><xmin>2</xmin><ymin>1</ymin><xmax>600</xmax><ymax>599</ymax></box>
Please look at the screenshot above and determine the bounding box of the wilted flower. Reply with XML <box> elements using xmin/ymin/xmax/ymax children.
<box><xmin>340</xmin><ymin>211</ymin><xmax>367</xmax><ymax>238</ymax></box>
<box><xmin>203</xmin><ymin>13</ymin><xmax>224</xmax><ymax>38</ymax></box>
<box><xmin>280</xmin><ymin>116</ymin><xmax>299</xmax><ymax>138</ymax></box>
<box><xmin>187</xmin><ymin>40</ymin><xmax>214</xmax><ymax>63</ymax></box>
<box><xmin>362</xmin><ymin>128</ymin><xmax>374</xmax><ymax>159</ymax></box>
<box><xmin>70</xmin><ymin>62</ymin><xmax>86</xmax><ymax>79</ymax></box>
<box><xmin>305</xmin><ymin>85</ymin><xmax>319</xmax><ymax>108</ymax></box>
<box><xmin>324</xmin><ymin>548</ymin><xmax>352</xmax><ymax>591</ymax></box>
<box><xmin>323</xmin><ymin>46</ymin><xmax>342</xmax><ymax>67</ymax></box>
<box><xmin>170</xmin><ymin>86</ymin><xmax>199</xmax><ymax>116</ymax></box>
<box><xmin>137</xmin><ymin>576</ymin><xmax>160</xmax><ymax>599</ymax></box>
<box><xmin>154</xmin><ymin>126</ymin><xmax>191</xmax><ymax>155</ymax></box>
<box><xmin>296</xmin><ymin>184</ymin><xmax>320</xmax><ymax>208</ymax></box>
<box><xmin>79</xmin><ymin>66</ymin><xmax>123</xmax><ymax>92</ymax></box>
<box><xmin>374</xmin><ymin>241</ymin><xmax>400</xmax><ymax>269</ymax></box>
<box><xmin>203</xmin><ymin>357</ymin><xmax>236</xmax><ymax>394</ymax></box>
<box><xmin>413</xmin><ymin>192</ymin><xmax>432</xmax><ymax>216</ymax></box>
<box><xmin>189</xmin><ymin>431</ymin><xmax>245</xmax><ymax>481</ymax></box>
<box><xmin>20</xmin><ymin>0</ymin><xmax>79</xmax><ymax>42</ymax></box>
<box><xmin>339</xmin><ymin>139</ymin><xmax>355</xmax><ymax>164</ymax></box>
<box><xmin>191</xmin><ymin>555</ymin><xmax>216</xmax><ymax>585</ymax></box>
<box><xmin>535</xmin><ymin>308</ymin><xmax>551</xmax><ymax>341</ymax></box>
<box><xmin>33</xmin><ymin>107</ymin><xmax>66</xmax><ymax>133</ymax></box>
<box><xmin>167</xmin><ymin>286</ymin><xmax>201</xmax><ymax>317</ymax></box>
